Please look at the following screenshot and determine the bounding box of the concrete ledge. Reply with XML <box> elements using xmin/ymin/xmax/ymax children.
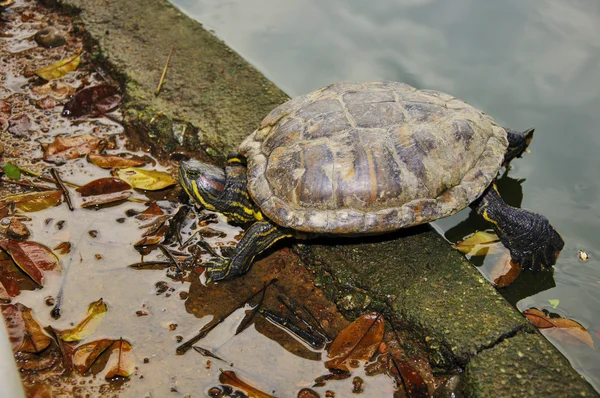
<box><xmin>44</xmin><ymin>0</ymin><xmax>289</xmax><ymax>158</ymax></box>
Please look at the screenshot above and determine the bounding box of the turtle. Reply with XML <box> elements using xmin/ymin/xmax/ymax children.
<box><xmin>179</xmin><ymin>81</ymin><xmax>564</xmax><ymax>282</ymax></box>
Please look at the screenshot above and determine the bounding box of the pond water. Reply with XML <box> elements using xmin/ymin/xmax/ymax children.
<box><xmin>171</xmin><ymin>0</ymin><xmax>600</xmax><ymax>391</ymax></box>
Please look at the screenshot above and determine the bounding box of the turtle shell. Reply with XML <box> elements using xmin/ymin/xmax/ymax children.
<box><xmin>239</xmin><ymin>81</ymin><xmax>508</xmax><ymax>234</ymax></box>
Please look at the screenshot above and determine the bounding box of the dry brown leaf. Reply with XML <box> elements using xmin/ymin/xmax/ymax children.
<box><xmin>1</xmin><ymin>304</ymin><xmax>25</xmax><ymax>352</ymax></box>
<box><xmin>490</xmin><ymin>252</ymin><xmax>521</xmax><ymax>288</ymax></box>
<box><xmin>43</xmin><ymin>134</ymin><xmax>102</xmax><ymax>163</ymax></box>
<box><xmin>17</xmin><ymin>303</ymin><xmax>52</xmax><ymax>353</ymax></box>
<box><xmin>104</xmin><ymin>338</ymin><xmax>135</xmax><ymax>379</ymax></box>
<box><xmin>219</xmin><ymin>370</ymin><xmax>275</xmax><ymax>398</ymax></box>
<box><xmin>73</xmin><ymin>338</ymin><xmax>114</xmax><ymax>375</ymax></box>
<box><xmin>87</xmin><ymin>153</ymin><xmax>146</xmax><ymax>169</ymax></box>
<box><xmin>0</xmin><ymin>239</ymin><xmax>60</xmax><ymax>286</ymax></box>
<box><xmin>523</xmin><ymin>308</ymin><xmax>594</xmax><ymax>348</ymax></box>
<box><xmin>453</xmin><ymin>231</ymin><xmax>502</xmax><ymax>256</ymax></box>
<box><xmin>326</xmin><ymin>312</ymin><xmax>384</xmax><ymax>371</ymax></box>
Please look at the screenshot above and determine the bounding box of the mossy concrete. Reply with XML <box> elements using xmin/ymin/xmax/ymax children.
<box><xmin>296</xmin><ymin>226</ymin><xmax>597</xmax><ymax>396</ymax></box>
<box><xmin>43</xmin><ymin>0</ymin><xmax>597</xmax><ymax>395</ymax></box>
<box><xmin>44</xmin><ymin>0</ymin><xmax>289</xmax><ymax>159</ymax></box>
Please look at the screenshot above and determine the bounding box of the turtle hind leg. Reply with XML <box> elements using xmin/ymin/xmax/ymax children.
<box><xmin>503</xmin><ymin>127</ymin><xmax>535</xmax><ymax>165</ymax></box>
<box><xmin>204</xmin><ymin>220</ymin><xmax>294</xmax><ymax>281</ymax></box>
<box><xmin>472</xmin><ymin>185</ymin><xmax>564</xmax><ymax>271</ymax></box>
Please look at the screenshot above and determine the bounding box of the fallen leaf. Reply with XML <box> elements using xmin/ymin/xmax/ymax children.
<box><xmin>0</xmin><ymin>190</ymin><xmax>62</xmax><ymax>212</ymax></box>
<box><xmin>391</xmin><ymin>358</ymin><xmax>429</xmax><ymax>397</ymax></box>
<box><xmin>1</xmin><ymin>304</ymin><xmax>25</xmax><ymax>352</ymax></box>
<box><xmin>579</xmin><ymin>250</ymin><xmax>588</xmax><ymax>262</ymax></box>
<box><xmin>92</xmin><ymin>94</ymin><xmax>122</xmax><ymax>115</ymax></box>
<box><xmin>34</xmin><ymin>55</ymin><xmax>80</xmax><ymax>80</ymax></box>
<box><xmin>76</xmin><ymin>177</ymin><xmax>131</xmax><ymax>197</ymax></box>
<box><xmin>140</xmin><ymin>201</ymin><xmax>163</xmax><ymax>216</ymax></box>
<box><xmin>8</xmin><ymin>218</ymin><xmax>31</xmax><ymax>240</ymax></box>
<box><xmin>43</xmin><ymin>134</ymin><xmax>102</xmax><ymax>163</ymax></box>
<box><xmin>0</xmin><ymin>239</ymin><xmax>60</xmax><ymax>285</ymax></box>
<box><xmin>4</xmin><ymin>162</ymin><xmax>20</xmax><ymax>180</ymax></box>
<box><xmin>549</xmin><ymin>299</ymin><xmax>560</xmax><ymax>309</ymax></box>
<box><xmin>219</xmin><ymin>370</ymin><xmax>275</xmax><ymax>398</ymax></box>
<box><xmin>17</xmin><ymin>303</ymin><xmax>52</xmax><ymax>353</ymax></box>
<box><xmin>0</xmin><ymin>252</ymin><xmax>21</xmax><ymax>297</ymax></box>
<box><xmin>58</xmin><ymin>298</ymin><xmax>107</xmax><ymax>342</ymax></box>
<box><xmin>81</xmin><ymin>191</ymin><xmax>132</xmax><ymax>208</ymax></box>
<box><xmin>73</xmin><ymin>338</ymin><xmax>114</xmax><ymax>375</ymax></box>
<box><xmin>326</xmin><ymin>312</ymin><xmax>384</xmax><ymax>371</ymax></box>
<box><xmin>523</xmin><ymin>308</ymin><xmax>594</xmax><ymax>348</ymax></box>
<box><xmin>105</xmin><ymin>338</ymin><xmax>135</xmax><ymax>379</ymax></box>
<box><xmin>114</xmin><ymin>167</ymin><xmax>176</xmax><ymax>190</ymax></box>
<box><xmin>62</xmin><ymin>85</ymin><xmax>119</xmax><ymax>118</ymax></box>
<box><xmin>453</xmin><ymin>231</ymin><xmax>502</xmax><ymax>256</ymax></box>
<box><xmin>53</xmin><ymin>242</ymin><xmax>71</xmax><ymax>255</ymax></box>
<box><xmin>490</xmin><ymin>252</ymin><xmax>521</xmax><ymax>288</ymax></box>
<box><xmin>31</xmin><ymin>81</ymin><xmax>74</xmax><ymax>99</ymax></box>
<box><xmin>7</xmin><ymin>114</ymin><xmax>31</xmax><ymax>137</ymax></box>
<box><xmin>87</xmin><ymin>153</ymin><xmax>146</xmax><ymax>169</ymax></box>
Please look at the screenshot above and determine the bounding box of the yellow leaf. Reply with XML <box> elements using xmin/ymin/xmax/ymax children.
<box><xmin>105</xmin><ymin>339</ymin><xmax>135</xmax><ymax>379</ymax></box>
<box><xmin>453</xmin><ymin>231</ymin><xmax>502</xmax><ymax>256</ymax></box>
<box><xmin>115</xmin><ymin>167</ymin><xmax>176</xmax><ymax>190</ymax></box>
<box><xmin>0</xmin><ymin>190</ymin><xmax>62</xmax><ymax>212</ymax></box>
<box><xmin>58</xmin><ymin>298</ymin><xmax>107</xmax><ymax>342</ymax></box>
<box><xmin>34</xmin><ymin>55</ymin><xmax>81</xmax><ymax>80</ymax></box>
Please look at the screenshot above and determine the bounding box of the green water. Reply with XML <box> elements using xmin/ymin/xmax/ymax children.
<box><xmin>171</xmin><ymin>0</ymin><xmax>600</xmax><ymax>390</ymax></box>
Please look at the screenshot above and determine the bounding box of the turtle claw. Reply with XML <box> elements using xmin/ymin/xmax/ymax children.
<box><xmin>203</xmin><ymin>257</ymin><xmax>231</xmax><ymax>282</ymax></box>
<box><xmin>505</xmin><ymin>216</ymin><xmax>564</xmax><ymax>272</ymax></box>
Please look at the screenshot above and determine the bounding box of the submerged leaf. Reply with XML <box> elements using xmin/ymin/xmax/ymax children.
<box><xmin>490</xmin><ymin>252</ymin><xmax>521</xmax><ymax>288</ymax></box>
<box><xmin>0</xmin><ymin>239</ymin><xmax>60</xmax><ymax>285</ymax></box>
<box><xmin>62</xmin><ymin>85</ymin><xmax>119</xmax><ymax>118</ymax></box>
<box><xmin>0</xmin><ymin>190</ymin><xmax>62</xmax><ymax>212</ymax></box>
<box><xmin>17</xmin><ymin>303</ymin><xmax>52</xmax><ymax>353</ymax></box>
<box><xmin>32</xmin><ymin>81</ymin><xmax>74</xmax><ymax>99</ymax></box>
<box><xmin>326</xmin><ymin>312</ymin><xmax>384</xmax><ymax>371</ymax></box>
<box><xmin>58</xmin><ymin>298</ymin><xmax>107</xmax><ymax>342</ymax></box>
<box><xmin>453</xmin><ymin>231</ymin><xmax>502</xmax><ymax>256</ymax></box>
<box><xmin>105</xmin><ymin>338</ymin><xmax>135</xmax><ymax>379</ymax></box>
<box><xmin>219</xmin><ymin>370</ymin><xmax>275</xmax><ymax>398</ymax></box>
<box><xmin>87</xmin><ymin>153</ymin><xmax>146</xmax><ymax>169</ymax></box>
<box><xmin>523</xmin><ymin>308</ymin><xmax>594</xmax><ymax>348</ymax></box>
<box><xmin>81</xmin><ymin>191</ymin><xmax>131</xmax><ymax>208</ymax></box>
<box><xmin>34</xmin><ymin>55</ymin><xmax>80</xmax><ymax>80</ymax></box>
<box><xmin>73</xmin><ymin>338</ymin><xmax>114</xmax><ymax>375</ymax></box>
<box><xmin>0</xmin><ymin>252</ymin><xmax>21</xmax><ymax>297</ymax></box>
<box><xmin>115</xmin><ymin>167</ymin><xmax>176</xmax><ymax>190</ymax></box>
<box><xmin>43</xmin><ymin>134</ymin><xmax>102</xmax><ymax>163</ymax></box>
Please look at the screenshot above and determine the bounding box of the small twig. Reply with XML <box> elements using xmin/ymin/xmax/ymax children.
<box><xmin>192</xmin><ymin>346</ymin><xmax>225</xmax><ymax>362</ymax></box>
<box><xmin>0</xmin><ymin>178</ymin><xmax>55</xmax><ymax>191</ymax></box>
<box><xmin>50</xmin><ymin>168</ymin><xmax>74</xmax><ymax>211</ymax></box>
<box><xmin>128</xmin><ymin>261</ymin><xmax>174</xmax><ymax>270</ymax></box>
<box><xmin>155</xmin><ymin>46</ymin><xmax>175</xmax><ymax>96</ymax></box>
<box><xmin>19</xmin><ymin>167</ymin><xmax>80</xmax><ymax>189</ymax></box>
<box><xmin>258</xmin><ymin>308</ymin><xmax>324</xmax><ymax>348</ymax></box>
<box><xmin>158</xmin><ymin>244</ymin><xmax>182</xmax><ymax>272</ymax></box>
<box><xmin>176</xmin><ymin>279</ymin><xmax>277</xmax><ymax>355</ymax></box>
<box><xmin>235</xmin><ymin>280</ymin><xmax>269</xmax><ymax>335</ymax></box>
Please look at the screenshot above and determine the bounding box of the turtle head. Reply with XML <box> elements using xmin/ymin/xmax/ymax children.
<box><xmin>179</xmin><ymin>159</ymin><xmax>226</xmax><ymax>211</ymax></box>
<box><xmin>503</xmin><ymin>127</ymin><xmax>535</xmax><ymax>166</ymax></box>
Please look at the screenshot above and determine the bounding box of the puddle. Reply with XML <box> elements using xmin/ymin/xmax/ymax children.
<box><xmin>0</xmin><ymin>1</ymin><xmax>430</xmax><ymax>397</ymax></box>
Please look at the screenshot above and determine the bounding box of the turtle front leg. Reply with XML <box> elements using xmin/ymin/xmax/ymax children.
<box><xmin>503</xmin><ymin>127</ymin><xmax>535</xmax><ymax>165</ymax></box>
<box><xmin>472</xmin><ymin>185</ymin><xmax>564</xmax><ymax>271</ymax></box>
<box><xmin>204</xmin><ymin>220</ymin><xmax>294</xmax><ymax>281</ymax></box>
